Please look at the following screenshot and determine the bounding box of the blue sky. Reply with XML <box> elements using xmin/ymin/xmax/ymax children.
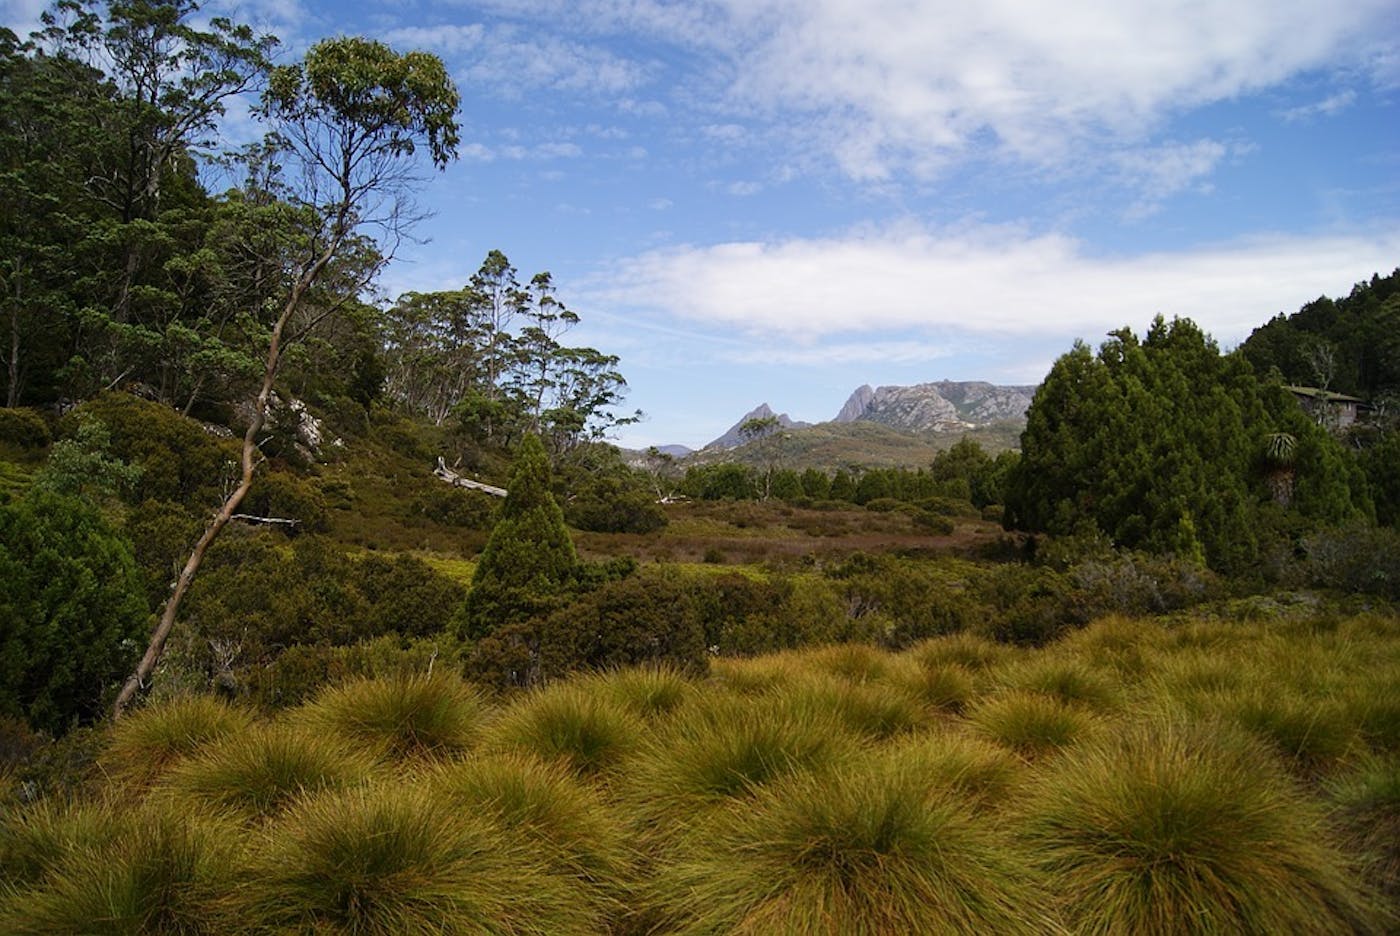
<box><xmin>5</xmin><ymin>0</ymin><xmax>1399</xmax><ymax>449</ymax></box>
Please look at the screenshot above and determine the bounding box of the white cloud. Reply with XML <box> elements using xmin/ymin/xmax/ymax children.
<box><xmin>725</xmin><ymin>180</ymin><xmax>764</xmax><ymax>196</ymax></box>
<box><xmin>648</xmin><ymin>197</ymin><xmax>674</xmax><ymax>210</ymax></box>
<box><xmin>1113</xmin><ymin>139</ymin><xmax>1237</xmax><ymax>219</ymax></box>
<box><xmin>1278</xmin><ymin>89</ymin><xmax>1358</xmax><ymax>122</ymax></box>
<box><xmin>586</xmin><ymin>224</ymin><xmax>1400</xmax><ymax>347</ymax></box>
<box><xmin>724</xmin><ymin>340</ymin><xmax>956</xmax><ymax>366</ymax></box>
<box><xmin>462</xmin><ymin>0</ymin><xmax>1397</xmax><ymax>182</ymax></box>
<box><xmin>461</xmin><ymin>25</ymin><xmax>649</xmax><ymax>96</ymax></box>
<box><xmin>382</xmin><ymin>23</ymin><xmax>486</xmax><ymax>55</ymax></box>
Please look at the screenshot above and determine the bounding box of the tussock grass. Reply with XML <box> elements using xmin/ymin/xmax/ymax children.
<box><xmin>1052</xmin><ymin>614</ymin><xmax>1164</xmax><ymax>675</ymax></box>
<box><xmin>708</xmin><ymin>655</ymin><xmax>798</xmax><ymax>694</ymax></box>
<box><xmin>294</xmin><ymin>672</ymin><xmax>488</xmax><ymax>763</ymax></box>
<box><xmin>0</xmin><ymin>804</ymin><xmax>234</xmax><ymax>934</ymax></box>
<box><xmin>583</xmin><ymin>665</ymin><xmax>693</xmax><ymax>721</ymax></box>
<box><xmin>884</xmin><ymin>730</ymin><xmax>1024</xmax><ymax>810</ymax></box>
<box><xmin>619</xmin><ymin>691</ymin><xmax>857</xmax><ymax>832</ymax></box>
<box><xmin>0</xmin><ymin>801</ymin><xmax>120</xmax><ymax>890</ymax></box>
<box><xmin>896</xmin><ymin>661</ymin><xmax>976</xmax><ymax>713</ymax></box>
<box><xmin>1021</xmin><ymin>717</ymin><xmax>1387</xmax><ymax>935</ymax></box>
<box><xmin>803</xmin><ymin>642</ymin><xmax>891</xmax><ymax>683</ymax></box>
<box><xmin>101</xmin><ymin>695</ymin><xmax>255</xmax><ymax>789</ymax></box>
<box><xmin>643</xmin><ymin>757</ymin><xmax>1060</xmax><ymax>935</ymax></box>
<box><xmin>484</xmin><ymin>681</ymin><xmax>642</xmax><ymax>776</ymax></box>
<box><xmin>1329</xmin><ymin>755</ymin><xmax>1400</xmax><ymax>903</ymax></box>
<box><xmin>1144</xmin><ymin>649</ymin><xmax>1243</xmax><ymax>700</ymax></box>
<box><xmin>159</xmin><ymin>723</ymin><xmax>375</xmax><ymax>821</ymax></box>
<box><xmin>967</xmin><ymin>690</ymin><xmax>1100</xmax><ymax>757</ymax></box>
<box><xmin>1000</xmin><ymin>656</ymin><xmax>1123</xmax><ymax>713</ymax></box>
<box><xmin>1341</xmin><ymin>668</ymin><xmax>1400</xmax><ymax>754</ymax></box>
<box><xmin>236</xmin><ymin>783</ymin><xmax>598</xmax><ymax>935</ymax></box>
<box><xmin>782</xmin><ymin>673</ymin><xmax>928</xmax><ymax>740</ymax></box>
<box><xmin>429</xmin><ymin>752</ymin><xmax>632</xmax><ymax>914</ymax></box>
<box><xmin>909</xmin><ymin>631</ymin><xmax>1012</xmax><ymax>673</ymax></box>
<box><xmin>1210</xmin><ymin>688</ymin><xmax>1360</xmax><ymax>773</ymax></box>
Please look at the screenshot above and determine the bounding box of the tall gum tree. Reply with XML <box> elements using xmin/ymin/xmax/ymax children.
<box><xmin>113</xmin><ymin>36</ymin><xmax>459</xmax><ymax>715</ymax></box>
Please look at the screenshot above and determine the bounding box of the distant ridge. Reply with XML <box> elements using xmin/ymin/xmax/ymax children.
<box><xmin>833</xmin><ymin>380</ymin><xmax>1035</xmax><ymax>432</ymax></box>
<box><xmin>704</xmin><ymin>403</ymin><xmax>809</xmax><ymax>450</ymax></box>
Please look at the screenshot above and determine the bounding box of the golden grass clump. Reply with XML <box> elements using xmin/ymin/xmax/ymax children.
<box><xmin>583</xmin><ymin>664</ymin><xmax>694</xmax><ymax>721</ymax></box>
<box><xmin>618</xmin><ymin>690</ymin><xmax>857</xmax><ymax>831</ymax></box>
<box><xmin>1208</xmin><ymin>688</ymin><xmax>1361</xmax><ymax>773</ymax></box>
<box><xmin>101</xmin><ymin>695</ymin><xmax>255</xmax><ymax>788</ymax></box>
<box><xmin>909</xmin><ymin>632</ymin><xmax>1012</xmax><ymax>673</ymax></box>
<box><xmin>782</xmin><ymin>673</ymin><xmax>929</xmax><ymax>740</ymax></box>
<box><xmin>484</xmin><ymin>681</ymin><xmax>643</xmax><ymax>776</ymax></box>
<box><xmin>1020</xmin><ymin>717</ymin><xmax>1387</xmax><ymax>935</ymax></box>
<box><xmin>1000</xmin><ymin>656</ymin><xmax>1123</xmax><ymax>713</ymax></box>
<box><xmin>642</xmin><ymin>757</ymin><xmax>1060</xmax><ymax>935</ymax></box>
<box><xmin>801</xmin><ymin>642</ymin><xmax>892</xmax><ymax>683</ymax></box>
<box><xmin>0</xmin><ymin>803</ymin><xmax>235</xmax><ymax>934</ymax></box>
<box><xmin>967</xmin><ymin>690</ymin><xmax>1100</xmax><ymax>757</ymax></box>
<box><xmin>158</xmin><ymin>722</ymin><xmax>376</xmax><ymax>821</ymax></box>
<box><xmin>235</xmin><ymin>783</ymin><xmax>600</xmax><ymax>935</ymax></box>
<box><xmin>896</xmin><ymin>661</ymin><xmax>977</xmax><ymax>713</ymax></box>
<box><xmin>1052</xmin><ymin>614</ymin><xmax>1164</xmax><ymax>677</ymax></box>
<box><xmin>429</xmin><ymin>752</ymin><xmax>631</xmax><ymax>886</ymax></box>
<box><xmin>883</xmin><ymin>729</ymin><xmax>1024</xmax><ymax>811</ymax></box>
<box><xmin>294</xmin><ymin>672</ymin><xmax>489</xmax><ymax>763</ymax></box>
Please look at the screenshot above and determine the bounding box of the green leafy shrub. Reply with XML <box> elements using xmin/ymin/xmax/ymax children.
<box><xmin>564</xmin><ymin>472</ymin><xmax>667</xmax><ymax>533</ymax></box>
<box><xmin>0</xmin><ymin>490</ymin><xmax>149</xmax><ymax>734</ymax></box>
<box><xmin>409</xmin><ymin>484</ymin><xmax>495</xmax><ymax>528</ymax></box>
<box><xmin>0</xmin><ymin>407</ymin><xmax>50</xmax><ymax>450</ymax></box>
<box><xmin>61</xmin><ymin>393</ymin><xmax>235</xmax><ymax>504</ymax></box>
<box><xmin>243</xmin><ymin>469</ymin><xmax>329</xmax><ymax>532</ymax></box>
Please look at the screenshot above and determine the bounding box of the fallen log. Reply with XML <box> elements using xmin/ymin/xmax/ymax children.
<box><xmin>434</xmin><ymin>457</ymin><xmax>508</xmax><ymax>497</ymax></box>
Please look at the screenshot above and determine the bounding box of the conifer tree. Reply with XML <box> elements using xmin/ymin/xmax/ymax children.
<box><xmin>458</xmin><ymin>433</ymin><xmax>578</xmax><ymax>639</ymax></box>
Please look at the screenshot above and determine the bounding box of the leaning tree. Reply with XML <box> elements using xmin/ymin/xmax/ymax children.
<box><xmin>114</xmin><ymin>36</ymin><xmax>459</xmax><ymax>715</ymax></box>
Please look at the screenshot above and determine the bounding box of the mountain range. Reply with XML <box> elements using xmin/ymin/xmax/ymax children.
<box><xmin>700</xmin><ymin>380</ymin><xmax>1035</xmax><ymax>451</ymax></box>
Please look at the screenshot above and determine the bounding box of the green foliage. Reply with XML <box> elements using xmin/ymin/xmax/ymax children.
<box><xmin>563</xmin><ymin>468</ymin><xmax>666</xmax><ymax>534</ymax></box>
<box><xmin>0</xmin><ymin>407</ymin><xmax>50</xmax><ymax>449</ymax></box>
<box><xmin>0</xmin><ymin>489</ymin><xmax>148</xmax><ymax>734</ymax></box>
<box><xmin>61</xmin><ymin>393</ymin><xmax>234</xmax><ymax>505</ymax></box>
<box><xmin>1007</xmin><ymin>319</ymin><xmax>1369</xmax><ymax>572</ymax></box>
<box><xmin>459</xmin><ymin>434</ymin><xmax>577</xmax><ymax>639</ymax></box>
<box><xmin>243</xmin><ymin>469</ymin><xmax>328</xmax><ymax>531</ymax></box>
<box><xmin>30</xmin><ymin>416</ymin><xmax>141</xmax><ymax>502</ymax></box>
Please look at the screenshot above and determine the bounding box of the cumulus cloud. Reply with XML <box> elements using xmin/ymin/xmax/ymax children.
<box><xmin>724</xmin><ymin>340</ymin><xmax>957</xmax><ymax>367</ymax></box>
<box><xmin>1112</xmin><ymin>139</ymin><xmax>1248</xmax><ymax>219</ymax></box>
<box><xmin>381</xmin><ymin>23</ymin><xmax>486</xmax><ymax>55</ymax></box>
<box><xmin>586</xmin><ymin>225</ymin><xmax>1400</xmax><ymax>349</ymax></box>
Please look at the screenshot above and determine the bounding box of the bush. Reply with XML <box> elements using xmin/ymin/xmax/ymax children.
<box><xmin>0</xmin><ymin>490</ymin><xmax>149</xmax><ymax>734</ymax></box>
<box><xmin>61</xmin><ymin>393</ymin><xmax>235</xmax><ymax>504</ymax></box>
<box><xmin>1021</xmin><ymin>717</ymin><xmax>1385</xmax><ymax>934</ymax></box>
<box><xmin>243</xmin><ymin>469</ymin><xmax>329</xmax><ymax>532</ymax></box>
<box><xmin>409</xmin><ymin>484</ymin><xmax>495</xmax><ymax>529</ymax></box>
<box><xmin>564</xmin><ymin>473</ymin><xmax>667</xmax><ymax>534</ymax></box>
<box><xmin>0</xmin><ymin>407</ymin><xmax>50</xmax><ymax>449</ymax></box>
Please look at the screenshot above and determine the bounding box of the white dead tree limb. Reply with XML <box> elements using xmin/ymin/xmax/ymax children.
<box><xmin>434</xmin><ymin>456</ymin><xmax>507</xmax><ymax>497</ymax></box>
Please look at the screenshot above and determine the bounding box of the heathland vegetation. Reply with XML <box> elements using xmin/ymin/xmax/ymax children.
<box><xmin>3</xmin><ymin>0</ymin><xmax>1400</xmax><ymax>931</ymax></box>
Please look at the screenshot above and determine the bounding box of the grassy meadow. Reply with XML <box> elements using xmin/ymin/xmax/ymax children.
<box><xmin>3</xmin><ymin>611</ymin><xmax>1396</xmax><ymax>934</ymax></box>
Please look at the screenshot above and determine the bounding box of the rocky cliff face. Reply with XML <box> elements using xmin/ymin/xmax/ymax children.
<box><xmin>833</xmin><ymin>381</ymin><xmax>1035</xmax><ymax>432</ymax></box>
<box><xmin>704</xmin><ymin>403</ymin><xmax>809</xmax><ymax>450</ymax></box>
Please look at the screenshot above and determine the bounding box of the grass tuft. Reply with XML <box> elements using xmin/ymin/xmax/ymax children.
<box><xmin>159</xmin><ymin>723</ymin><xmax>374</xmax><ymax>820</ymax></box>
<box><xmin>101</xmin><ymin>695</ymin><xmax>255</xmax><ymax>789</ymax></box>
<box><xmin>1021</xmin><ymin>717</ymin><xmax>1387</xmax><ymax>935</ymax></box>
<box><xmin>584</xmin><ymin>665</ymin><xmax>693</xmax><ymax>721</ymax></box>
<box><xmin>967</xmin><ymin>690</ymin><xmax>1099</xmax><ymax>757</ymax></box>
<box><xmin>295</xmin><ymin>672</ymin><xmax>488</xmax><ymax>763</ymax></box>
<box><xmin>484</xmin><ymin>681</ymin><xmax>642</xmax><ymax>776</ymax></box>
<box><xmin>643</xmin><ymin>757</ymin><xmax>1059</xmax><ymax>935</ymax></box>
<box><xmin>236</xmin><ymin>783</ymin><xmax>599</xmax><ymax>935</ymax></box>
<box><xmin>0</xmin><ymin>804</ymin><xmax>234</xmax><ymax>934</ymax></box>
<box><xmin>1329</xmin><ymin>755</ymin><xmax>1400</xmax><ymax>904</ymax></box>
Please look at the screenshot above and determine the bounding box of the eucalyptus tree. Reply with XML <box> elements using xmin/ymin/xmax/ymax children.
<box><xmin>114</xmin><ymin>36</ymin><xmax>460</xmax><ymax>715</ymax></box>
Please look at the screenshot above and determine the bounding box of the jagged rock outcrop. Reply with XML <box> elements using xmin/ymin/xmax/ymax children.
<box><xmin>833</xmin><ymin>381</ymin><xmax>1035</xmax><ymax>432</ymax></box>
<box><xmin>704</xmin><ymin>403</ymin><xmax>809</xmax><ymax>450</ymax></box>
